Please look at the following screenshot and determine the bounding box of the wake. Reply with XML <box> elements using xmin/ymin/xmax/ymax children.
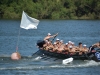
<box><xmin>0</xmin><ymin>55</ymin><xmax>100</xmax><ymax>71</ymax></box>
<box><xmin>0</xmin><ymin>60</ymin><xmax>100</xmax><ymax>70</ymax></box>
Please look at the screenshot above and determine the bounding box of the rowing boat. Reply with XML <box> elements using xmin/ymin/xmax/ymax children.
<box><xmin>33</xmin><ymin>40</ymin><xmax>100</xmax><ymax>62</ymax></box>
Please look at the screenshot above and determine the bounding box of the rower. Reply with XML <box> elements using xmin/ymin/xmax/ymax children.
<box><xmin>63</xmin><ymin>43</ymin><xmax>69</xmax><ymax>54</ymax></box>
<box><xmin>67</xmin><ymin>41</ymin><xmax>72</xmax><ymax>48</ymax></box>
<box><xmin>53</xmin><ymin>42</ymin><xmax>58</xmax><ymax>52</ymax></box>
<box><xmin>77</xmin><ymin>42</ymin><xmax>84</xmax><ymax>55</ymax></box>
<box><xmin>83</xmin><ymin>44</ymin><xmax>88</xmax><ymax>53</ymax></box>
<box><xmin>64</xmin><ymin>43</ymin><xmax>69</xmax><ymax>50</ymax></box>
<box><xmin>89</xmin><ymin>45</ymin><xmax>97</xmax><ymax>52</ymax></box>
<box><xmin>55</xmin><ymin>38</ymin><xmax>60</xmax><ymax>47</ymax></box>
<box><xmin>92</xmin><ymin>42</ymin><xmax>100</xmax><ymax>48</ymax></box>
<box><xmin>69</xmin><ymin>46</ymin><xmax>76</xmax><ymax>55</ymax></box>
<box><xmin>44</xmin><ymin>33</ymin><xmax>58</xmax><ymax>41</ymax></box>
<box><xmin>57</xmin><ymin>40</ymin><xmax>64</xmax><ymax>53</ymax></box>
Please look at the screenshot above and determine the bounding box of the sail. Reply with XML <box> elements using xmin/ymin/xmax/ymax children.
<box><xmin>20</xmin><ymin>11</ymin><xmax>39</xmax><ymax>30</ymax></box>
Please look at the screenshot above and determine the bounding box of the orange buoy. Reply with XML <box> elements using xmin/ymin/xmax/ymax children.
<box><xmin>11</xmin><ymin>52</ymin><xmax>21</xmax><ymax>60</ymax></box>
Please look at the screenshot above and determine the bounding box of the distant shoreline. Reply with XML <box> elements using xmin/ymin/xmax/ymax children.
<box><xmin>0</xmin><ymin>18</ymin><xmax>100</xmax><ymax>20</ymax></box>
<box><xmin>0</xmin><ymin>0</ymin><xmax>100</xmax><ymax>20</ymax></box>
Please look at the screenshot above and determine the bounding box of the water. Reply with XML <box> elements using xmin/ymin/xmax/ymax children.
<box><xmin>0</xmin><ymin>20</ymin><xmax>100</xmax><ymax>75</ymax></box>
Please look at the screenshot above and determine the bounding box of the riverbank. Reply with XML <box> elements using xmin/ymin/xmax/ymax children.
<box><xmin>0</xmin><ymin>0</ymin><xmax>100</xmax><ymax>20</ymax></box>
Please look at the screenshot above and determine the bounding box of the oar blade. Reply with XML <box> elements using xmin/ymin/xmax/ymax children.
<box><xmin>62</xmin><ymin>57</ymin><xmax>73</xmax><ymax>65</ymax></box>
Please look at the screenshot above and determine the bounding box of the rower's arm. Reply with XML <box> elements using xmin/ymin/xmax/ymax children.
<box><xmin>44</xmin><ymin>33</ymin><xmax>58</xmax><ymax>40</ymax></box>
<box><xmin>52</xmin><ymin>33</ymin><xmax>58</xmax><ymax>37</ymax></box>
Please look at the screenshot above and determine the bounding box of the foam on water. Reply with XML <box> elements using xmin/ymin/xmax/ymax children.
<box><xmin>0</xmin><ymin>54</ymin><xmax>100</xmax><ymax>71</ymax></box>
<box><xmin>0</xmin><ymin>58</ymin><xmax>100</xmax><ymax>71</ymax></box>
<box><xmin>63</xmin><ymin>60</ymin><xmax>100</xmax><ymax>67</ymax></box>
<box><xmin>34</xmin><ymin>56</ymin><xmax>42</xmax><ymax>60</ymax></box>
<box><xmin>81</xmin><ymin>60</ymin><xmax>100</xmax><ymax>67</ymax></box>
<box><xmin>0</xmin><ymin>66</ymin><xmax>45</xmax><ymax>70</ymax></box>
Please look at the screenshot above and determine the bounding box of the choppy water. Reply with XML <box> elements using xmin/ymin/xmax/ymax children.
<box><xmin>0</xmin><ymin>20</ymin><xmax>100</xmax><ymax>75</ymax></box>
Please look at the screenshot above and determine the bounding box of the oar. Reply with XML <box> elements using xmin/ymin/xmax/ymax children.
<box><xmin>32</xmin><ymin>50</ymin><xmax>40</xmax><ymax>56</ymax></box>
<box><xmin>40</xmin><ymin>53</ymin><xmax>56</xmax><ymax>60</ymax></box>
<box><xmin>40</xmin><ymin>54</ymin><xmax>53</xmax><ymax>60</ymax></box>
<box><xmin>37</xmin><ymin>54</ymin><xmax>50</xmax><ymax>60</ymax></box>
<box><xmin>43</xmin><ymin>56</ymin><xmax>53</xmax><ymax>60</ymax></box>
<box><xmin>34</xmin><ymin>54</ymin><xmax>48</xmax><ymax>60</ymax></box>
<box><xmin>41</xmin><ymin>55</ymin><xmax>48</xmax><ymax>59</ymax></box>
<box><xmin>62</xmin><ymin>57</ymin><xmax>73</xmax><ymax>65</ymax></box>
<box><xmin>53</xmin><ymin>58</ymin><xmax>59</xmax><ymax>61</ymax></box>
<box><xmin>51</xmin><ymin>33</ymin><xmax>58</xmax><ymax>43</ymax></box>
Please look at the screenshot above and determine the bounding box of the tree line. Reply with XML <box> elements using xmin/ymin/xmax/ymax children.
<box><xmin>0</xmin><ymin>0</ymin><xmax>100</xmax><ymax>19</ymax></box>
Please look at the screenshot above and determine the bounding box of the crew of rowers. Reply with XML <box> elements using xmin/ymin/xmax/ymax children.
<box><xmin>41</xmin><ymin>33</ymin><xmax>100</xmax><ymax>55</ymax></box>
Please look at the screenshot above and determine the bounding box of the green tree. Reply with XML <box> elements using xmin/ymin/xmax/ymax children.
<box><xmin>0</xmin><ymin>0</ymin><xmax>100</xmax><ymax>19</ymax></box>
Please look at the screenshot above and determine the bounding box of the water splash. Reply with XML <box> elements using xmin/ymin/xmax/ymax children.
<box><xmin>0</xmin><ymin>55</ymin><xmax>100</xmax><ymax>71</ymax></box>
<box><xmin>34</xmin><ymin>56</ymin><xmax>42</xmax><ymax>60</ymax></box>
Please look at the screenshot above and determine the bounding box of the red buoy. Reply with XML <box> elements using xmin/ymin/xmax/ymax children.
<box><xmin>11</xmin><ymin>52</ymin><xmax>21</xmax><ymax>60</ymax></box>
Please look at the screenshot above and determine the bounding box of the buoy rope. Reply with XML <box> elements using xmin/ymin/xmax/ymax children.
<box><xmin>16</xmin><ymin>26</ymin><xmax>21</xmax><ymax>52</ymax></box>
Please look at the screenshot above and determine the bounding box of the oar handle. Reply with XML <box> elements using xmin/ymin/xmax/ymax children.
<box><xmin>51</xmin><ymin>33</ymin><xmax>58</xmax><ymax>43</ymax></box>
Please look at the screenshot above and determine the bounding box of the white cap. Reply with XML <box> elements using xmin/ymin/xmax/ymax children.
<box><xmin>65</xmin><ymin>43</ymin><xmax>68</xmax><ymax>45</ymax></box>
<box><xmin>56</xmin><ymin>38</ymin><xmax>60</xmax><ymax>41</ymax></box>
<box><xmin>68</xmin><ymin>41</ymin><xmax>72</xmax><ymax>43</ymax></box>
<box><xmin>69</xmin><ymin>46</ymin><xmax>73</xmax><ymax>48</ymax></box>
<box><xmin>48</xmin><ymin>33</ymin><xmax>51</xmax><ymax>36</ymax></box>
<box><xmin>60</xmin><ymin>40</ymin><xmax>63</xmax><ymax>42</ymax></box>
<box><xmin>83</xmin><ymin>44</ymin><xmax>87</xmax><ymax>47</ymax></box>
